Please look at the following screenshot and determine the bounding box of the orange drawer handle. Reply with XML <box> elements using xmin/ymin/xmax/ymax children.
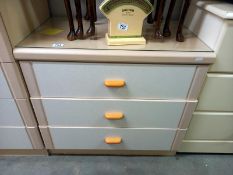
<box><xmin>105</xmin><ymin>136</ymin><xmax>122</xmax><ymax>144</ymax></box>
<box><xmin>105</xmin><ymin>112</ymin><xmax>124</xmax><ymax>120</ymax></box>
<box><xmin>104</xmin><ymin>80</ymin><xmax>125</xmax><ymax>87</ymax></box>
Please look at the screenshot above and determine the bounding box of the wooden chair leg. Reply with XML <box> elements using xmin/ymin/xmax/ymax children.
<box><xmin>163</xmin><ymin>0</ymin><xmax>176</xmax><ymax>37</ymax></box>
<box><xmin>93</xmin><ymin>0</ymin><xmax>97</xmax><ymax>22</ymax></box>
<box><xmin>84</xmin><ymin>0</ymin><xmax>90</xmax><ymax>20</ymax></box>
<box><xmin>64</xmin><ymin>0</ymin><xmax>77</xmax><ymax>41</ymax></box>
<box><xmin>74</xmin><ymin>0</ymin><xmax>84</xmax><ymax>39</ymax></box>
<box><xmin>86</xmin><ymin>0</ymin><xmax>95</xmax><ymax>37</ymax></box>
<box><xmin>154</xmin><ymin>0</ymin><xmax>161</xmax><ymax>22</ymax></box>
<box><xmin>85</xmin><ymin>0</ymin><xmax>97</xmax><ymax>22</ymax></box>
<box><xmin>154</xmin><ymin>0</ymin><xmax>166</xmax><ymax>39</ymax></box>
<box><xmin>176</xmin><ymin>0</ymin><xmax>191</xmax><ymax>42</ymax></box>
<box><xmin>147</xmin><ymin>0</ymin><xmax>154</xmax><ymax>24</ymax></box>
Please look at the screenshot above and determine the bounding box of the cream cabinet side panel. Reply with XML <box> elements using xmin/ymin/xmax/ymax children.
<box><xmin>0</xmin><ymin>0</ymin><xmax>49</xmax><ymax>46</ymax></box>
<box><xmin>16</xmin><ymin>99</ymin><xmax>38</xmax><ymax>127</ymax></box>
<box><xmin>0</xmin><ymin>15</ymin><xmax>14</xmax><ymax>62</ymax></box>
<box><xmin>0</xmin><ymin>127</ymin><xmax>33</xmax><ymax>149</ymax></box>
<box><xmin>26</xmin><ymin>127</ymin><xmax>45</xmax><ymax>149</ymax></box>
<box><xmin>196</xmin><ymin>74</ymin><xmax>233</xmax><ymax>112</ymax></box>
<box><xmin>210</xmin><ymin>21</ymin><xmax>233</xmax><ymax>73</ymax></box>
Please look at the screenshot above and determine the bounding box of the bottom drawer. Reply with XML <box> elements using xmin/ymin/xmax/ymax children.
<box><xmin>0</xmin><ymin>127</ymin><xmax>33</xmax><ymax>149</ymax></box>
<box><xmin>48</xmin><ymin>127</ymin><xmax>177</xmax><ymax>150</ymax></box>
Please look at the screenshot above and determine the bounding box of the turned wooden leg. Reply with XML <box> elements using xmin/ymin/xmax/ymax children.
<box><xmin>154</xmin><ymin>0</ymin><xmax>160</xmax><ymax>22</ymax></box>
<box><xmin>154</xmin><ymin>0</ymin><xmax>166</xmax><ymax>39</ymax></box>
<box><xmin>85</xmin><ymin>0</ymin><xmax>97</xmax><ymax>22</ymax></box>
<box><xmin>147</xmin><ymin>0</ymin><xmax>154</xmax><ymax>24</ymax></box>
<box><xmin>93</xmin><ymin>0</ymin><xmax>97</xmax><ymax>22</ymax></box>
<box><xmin>86</xmin><ymin>0</ymin><xmax>95</xmax><ymax>37</ymax></box>
<box><xmin>64</xmin><ymin>0</ymin><xmax>77</xmax><ymax>41</ymax></box>
<box><xmin>163</xmin><ymin>0</ymin><xmax>177</xmax><ymax>37</ymax></box>
<box><xmin>74</xmin><ymin>0</ymin><xmax>84</xmax><ymax>39</ymax></box>
<box><xmin>176</xmin><ymin>0</ymin><xmax>191</xmax><ymax>42</ymax></box>
<box><xmin>84</xmin><ymin>0</ymin><xmax>90</xmax><ymax>20</ymax></box>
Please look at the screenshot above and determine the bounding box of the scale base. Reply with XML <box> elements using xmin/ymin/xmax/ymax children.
<box><xmin>106</xmin><ymin>34</ymin><xmax>146</xmax><ymax>46</ymax></box>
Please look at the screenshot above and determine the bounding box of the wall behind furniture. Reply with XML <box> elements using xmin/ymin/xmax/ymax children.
<box><xmin>48</xmin><ymin>0</ymin><xmax>184</xmax><ymax>20</ymax></box>
<box><xmin>0</xmin><ymin>0</ymin><xmax>49</xmax><ymax>47</ymax></box>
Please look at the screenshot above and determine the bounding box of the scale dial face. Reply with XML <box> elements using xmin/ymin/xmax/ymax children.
<box><xmin>100</xmin><ymin>0</ymin><xmax>153</xmax><ymax>15</ymax></box>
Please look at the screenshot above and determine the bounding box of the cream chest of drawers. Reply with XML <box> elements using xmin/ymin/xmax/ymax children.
<box><xmin>180</xmin><ymin>1</ymin><xmax>233</xmax><ymax>153</ymax></box>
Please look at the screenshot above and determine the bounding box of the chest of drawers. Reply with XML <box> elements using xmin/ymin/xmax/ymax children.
<box><xmin>180</xmin><ymin>1</ymin><xmax>233</xmax><ymax>153</ymax></box>
<box><xmin>0</xmin><ymin>0</ymin><xmax>217</xmax><ymax>155</ymax></box>
<box><xmin>13</xmin><ymin>17</ymin><xmax>215</xmax><ymax>155</ymax></box>
<box><xmin>17</xmin><ymin>56</ymin><xmax>212</xmax><ymax>154</ymax></box>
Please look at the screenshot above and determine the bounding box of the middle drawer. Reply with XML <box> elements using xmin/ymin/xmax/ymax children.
<box><xmin>35</xmin><ymin>98</ymin><xmax>191</xmax><ymax>128</ymax></box>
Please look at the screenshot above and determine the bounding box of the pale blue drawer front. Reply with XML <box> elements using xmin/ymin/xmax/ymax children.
<box><xmin>0</xmin><ymin>67</ymin><xmax>12</xmax><ymax>98</ymax></box>
<box><xmin>50</xmin><ymin>127</ymin><xmax>176</xmax><ymax>150</ymax></box>
<box><xmin>32</xmin><ymin>62</ymin><xmax>196</xmax><ymax>99</ymax></box>
<box><xmin>0</xmin><ymin>128</ymin><xmax>33</xmax><ymax>149</ymax></box>
<box><xmin>41</xmin><ymin>98</ymin><xmax>186</xmax><ymax>128</ymax></box>
<box><xmin>0</xmin><ymin>99</ymin><xmax>24</xmax><ymax>126</ymax></box>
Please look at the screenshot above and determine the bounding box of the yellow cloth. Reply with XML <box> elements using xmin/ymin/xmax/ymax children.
<box><xmin>40</xmin><ymin>28</ymin><xmax>63</xmax><ymax>35</ymax></box>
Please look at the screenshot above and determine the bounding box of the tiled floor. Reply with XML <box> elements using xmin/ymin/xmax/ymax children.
<box><xmin>0</xmin><ymin>154</ymin><xmax>232</xmax><ymax>175</ymax></box>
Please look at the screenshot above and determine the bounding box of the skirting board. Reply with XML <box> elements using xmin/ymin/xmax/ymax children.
<box><xmin>49</xmin><ymin>150</ymin><xmax>176</xmax><ymax>156</ymax></box>
<box><xmin>0</xmin><ymin>149</ymin><xmax>48</xmax><ymax>156</ymax></box>
<box><xmin>178</xmin><ymin>140</ymin><xmax>233</xmax><ymax>153</ymax></box>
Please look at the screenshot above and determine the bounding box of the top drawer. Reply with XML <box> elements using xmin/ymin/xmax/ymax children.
<box><xmin>29</xmin><ymin>62</ymin><xmax>196</xmax><ymax>99</ymax></box>
<box><xmin>0</xmin><ymin>66</ymin><xmax>12</xmax><ymax>98</ymax></box>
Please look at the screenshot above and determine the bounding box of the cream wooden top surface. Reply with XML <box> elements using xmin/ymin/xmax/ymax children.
<box><xmin>14</xmin><ymin>18</ymin><xmax>215</xmax><ymax>64</ymax></box>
